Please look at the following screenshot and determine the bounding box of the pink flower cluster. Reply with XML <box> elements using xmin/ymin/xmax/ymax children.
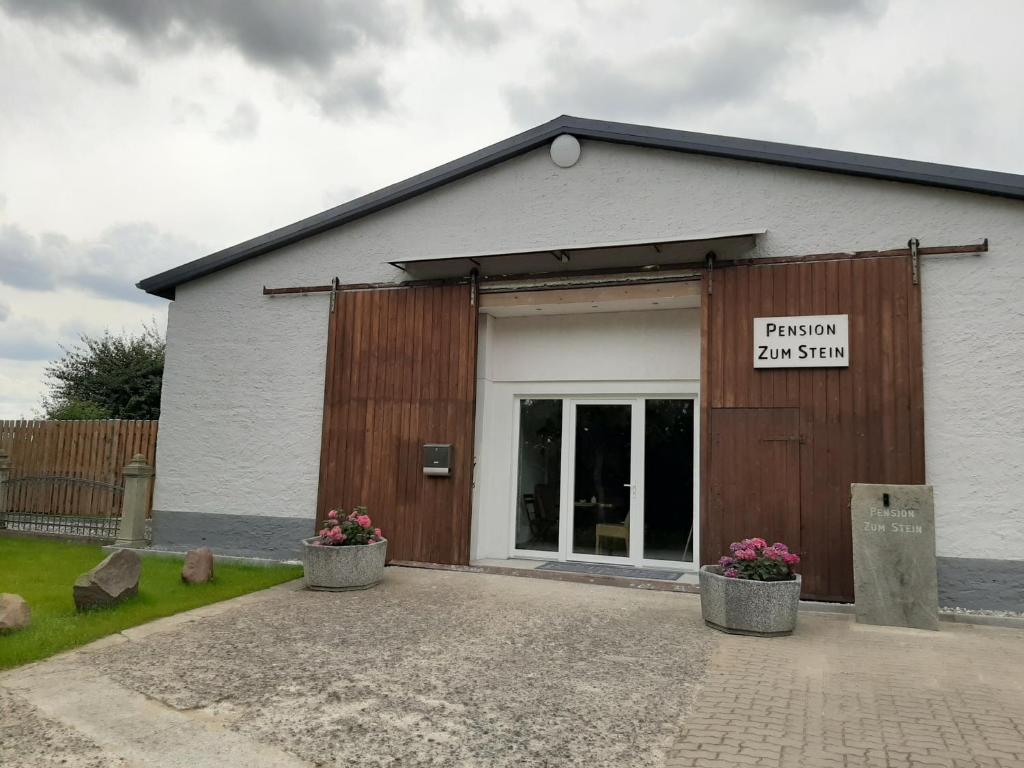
<box><xmin>316</xmin><ymin>506</ymin><xmax>385</xmax><ymax>547</ymax></box>
<box><xmin>717</xmin><ymin>537</ymin><xmax>800</xmax><ymax>582</ymax></box>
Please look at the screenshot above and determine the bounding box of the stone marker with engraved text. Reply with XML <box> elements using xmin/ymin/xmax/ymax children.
<box><xmin>851</xmin><ymin>483</ymin><xmax>939</xmax><ymax>630</ymax></box>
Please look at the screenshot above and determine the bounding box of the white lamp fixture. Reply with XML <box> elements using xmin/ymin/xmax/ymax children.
<box><xmin>550</xmin><ymin>134</ymin><xmax>581</xmax><ymax>168</ymax></box>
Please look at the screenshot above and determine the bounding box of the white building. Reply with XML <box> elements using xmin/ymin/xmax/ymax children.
<box><xmin>139</xmin><ymin>116</ymin><xmax>1024</xmax><ymax>609</ymax></box>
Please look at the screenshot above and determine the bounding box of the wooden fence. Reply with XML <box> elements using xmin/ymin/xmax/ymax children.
<box><xmin>0</xmin><ymin>420</ymin><xmax>158</xmax><ymax>518</ymax></box>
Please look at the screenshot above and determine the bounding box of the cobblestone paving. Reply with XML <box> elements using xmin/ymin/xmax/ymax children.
<box><xmin>668</xmin><ymin>613</ymin><xmax>1024</xmax><ymax>768</ymax></box>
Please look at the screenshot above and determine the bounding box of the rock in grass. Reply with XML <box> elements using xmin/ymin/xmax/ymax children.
<box><xmin>0</xmin><ymin>593</ymin><xmax>31</xmax><ymax>631</ymax></box>
<box><xmin>73</xmin><ymin>549</ymin><xmax>141</xmax><ymax>612</ymax></box>
<box><xmin>181</xmin><ymin>547</ymin><xmax>214</xmax><ymax>584</ymax></box>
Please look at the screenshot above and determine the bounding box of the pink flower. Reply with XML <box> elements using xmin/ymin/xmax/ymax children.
<box><xmin>724</xmin><ymin>568</ymin><xmax>739</xmax><ymax>578</ymax></box>
<box><xmin>783</xmin><ymin>552</ymin><xmax>800</xmax><ymax>566</ymax></box>
<box><xmin>328</xmin><ymin>509</ymin><xmax>338</xmax><ymax>519</ymax></box>
<box><xmin>356</xmin><ymin>514</ymin><xmax>372</xmax><ymax>529</ymax></box>
<box><xmin>762</xmin><ymin>546</ymin><xmax>782</xmax><ymax>561</ymax></box>
<box><xmin>772</xmin><ymin>542</ymin><xmax>789</xmax><ymax>553</ymax></box>
<box><xmin>749</xmin><ymin>537</ymin><xmax>767</xmax><ymax>550</ymax></box>
<box><xmin>374</xmin><ymin>528</ymin><xmax>382</xmax><ymax>537</ymax></box>
<box><xmin>735</xmin><ymin>548</ymin><xmax>757</xmax><ymax>561</ymax></box>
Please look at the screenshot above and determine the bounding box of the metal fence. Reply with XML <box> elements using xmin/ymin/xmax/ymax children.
<box><xmin>0</xmin><ymin>475</ymin><xmax>126</xmax><ymax>540</ymax></box>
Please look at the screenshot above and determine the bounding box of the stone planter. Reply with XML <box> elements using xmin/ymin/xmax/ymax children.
<box><xmin>301</xmin><ymin>538</ymin><xmax>387</xmax><ymax>591</ymax></box>
<box><xmin>699</xmin><ymin>565</ymin><xmax>801</xmax><ymax>637</ymax></box>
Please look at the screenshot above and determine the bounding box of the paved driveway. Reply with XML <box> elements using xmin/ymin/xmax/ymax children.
<box><xmin>2</xmin><ymin>567</ymin><xmax>1023</xmax><ymax>768</ymax></box>
<box><xmin>1</xmin><ymin>568</ymin><xmax>713</xmax><ymax>768</ymax></box>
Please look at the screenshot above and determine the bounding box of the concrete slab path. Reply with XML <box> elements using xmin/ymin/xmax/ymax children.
<box><xmin>1</xmin><ymin>568</ymin><xmax>712</xmax><ymax>767</ymax></box>
<box><xmin>1</xmin><ymin>567</ymin><xmax>1023</xmax><ymax>767</ymax></box>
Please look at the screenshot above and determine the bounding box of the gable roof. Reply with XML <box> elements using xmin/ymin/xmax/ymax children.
<box><xmin>138</xmin><ymin>114</ymin><xmax>1024</xmax><ymax>299</ymax></box>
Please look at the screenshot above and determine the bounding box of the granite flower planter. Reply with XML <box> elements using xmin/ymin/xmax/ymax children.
<box><xmin>699</xmin><ymin>565</ymin><xmax>801</xmax><ymax>637</ymax></box>
<box><xmin>301</xmin><ymin>538</ymin><xmax>387</xmax><ymax>591</ymax></box>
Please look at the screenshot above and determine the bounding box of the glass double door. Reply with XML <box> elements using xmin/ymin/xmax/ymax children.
<box><xmin>514</xmin><ymin>397</ymin><xmax>696</xmax><ymax>567</ymax></box>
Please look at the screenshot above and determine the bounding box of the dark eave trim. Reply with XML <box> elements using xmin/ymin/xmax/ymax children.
<box><xmin>138</xmin><ymin>115</ymin><xmax>1024</xmax><ymax>299</ymax></box>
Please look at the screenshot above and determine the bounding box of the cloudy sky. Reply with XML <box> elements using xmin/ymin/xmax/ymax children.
<box><xmin>1</xmin><ymin>0</ymin><xmax>1022</xmax><ymax>418</ymax></box>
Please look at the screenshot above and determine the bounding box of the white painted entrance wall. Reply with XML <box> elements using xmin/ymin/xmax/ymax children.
<box><xmin>470</xmin><ymin>309</ymin><xmax>701</xmax><ymax>560</ymax></box>
<box><xmin>154</xmin><ymin>139</ymin><xmax>1024</xmax><ymax>561</ymax></box>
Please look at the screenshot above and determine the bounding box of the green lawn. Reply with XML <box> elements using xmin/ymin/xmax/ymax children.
<box><xmin>0</xmin><ymin>537</ymin><xmax>303</xmax><ymax>670</ymax></box>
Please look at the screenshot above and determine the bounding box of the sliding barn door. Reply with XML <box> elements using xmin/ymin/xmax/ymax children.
<box><xmin>317</xmin><ymin>284</ymin><xmax>478</xmax><ymax>565</ymax></box>
<box><xmin>702</xmin><ymin>257</ymin><xmax>925</xmax><ymax>601</ymax></box>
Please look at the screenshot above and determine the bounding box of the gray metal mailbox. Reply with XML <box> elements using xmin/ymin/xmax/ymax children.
<box><xmin>422</xmin><ymin>444</ymin><xmax>452</xmax><ymax>476</ymax></box>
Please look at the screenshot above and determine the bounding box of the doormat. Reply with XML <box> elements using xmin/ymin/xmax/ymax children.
<box><xmin>536</xmin><ymin>562</ymin><xmax>685</xmax><ymax>581</ymax></box>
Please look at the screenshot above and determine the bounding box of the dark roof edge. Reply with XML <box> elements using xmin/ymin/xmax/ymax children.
<box><xmin>138</xmin><ymin>115</ymin><xmax>1024</xmax><ymax>299</ymax></box>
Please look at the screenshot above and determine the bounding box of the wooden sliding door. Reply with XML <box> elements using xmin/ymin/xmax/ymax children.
<box><xmin>317</xmin><ymin>284</ymin><xmax>478</xmax><ymax>565</ymax></box>
<box><xmin>701</xmin><ymin>256</ymin><xmax>925</xmax><ymax>601</ymax></box>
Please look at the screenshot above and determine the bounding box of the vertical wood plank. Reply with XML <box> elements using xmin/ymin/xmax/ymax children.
<box><xmin>907</xmin><ymin>259</ymin><xmax>926</xmax><ymax>482</ymax></box>
<box><xmin>316</xmin><ymin>284</ymin><xmax>477</xmax><ymax>565</ymax></box>
<box><xmin>0</xmin><ymin>419</ymin><xmax>157</xmax><ymax>520</ymax></box>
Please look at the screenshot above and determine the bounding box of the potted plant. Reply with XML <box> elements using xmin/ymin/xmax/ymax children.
<box><xmin>699</xmin><ymin>537</ymin><xmax>802</xmax><ymax>637</ymax></box>
<box><xmin>301</xmin><ymin>507</ymin><xmax>387</xmax><ymax>591</ymax></box>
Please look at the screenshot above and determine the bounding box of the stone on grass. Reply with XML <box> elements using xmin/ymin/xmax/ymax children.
<box><xmin>182</xmin><ymin>547</ymin><xmax>214</xmax><ymax>584</ymax></box>
<box><xmin>0</xmin><ymin>593</ymin><xmax>31</xmax><ymax>631</ymax></box>
<box><xmin>73</xmin><ymin>549</ymin><xmax>141</xmax><ymax>612</ymax></box>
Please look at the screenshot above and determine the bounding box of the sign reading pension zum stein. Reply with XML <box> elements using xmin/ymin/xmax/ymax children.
<box><xmin>753</xmin><ymin>314</ymin><xmax>849</xmax><ymax>368</ymax></box>
<box><xmin>851</xmin><ymin>484</ymin><xmax>939</xmax><ymax>631</ymax></box>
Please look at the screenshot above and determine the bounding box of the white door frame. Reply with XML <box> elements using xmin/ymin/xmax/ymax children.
<box><xmin>508</xmin><ymin>387</ymin><xmax>699</xmax><ymax>571</ymax></box>
<box><xmin>562</xmin><ymin>398</ymin><xmax>637</xmax><ymax>566</ymax></box>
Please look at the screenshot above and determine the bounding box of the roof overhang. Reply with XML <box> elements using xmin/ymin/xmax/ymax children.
<box><xmin>388</xmin><ymin>229</ymin><xmax>763</xmax><ymax>280</ymax></box>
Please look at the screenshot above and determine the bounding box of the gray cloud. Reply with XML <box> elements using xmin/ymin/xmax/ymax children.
<box><xmin>424</xmin><ymin>0</ymin><xmax>524</xmax><ymax>48</ymax></box>
<box><xmin>0</xmin><ymin>222</ymin><xmax>200</xmax><ymax>303</ymax></box>
<box><xmin>217</xmin><ymin>101</ymin><xmax>260</xmax><ymax>140</ymax></box>
<box><xmin>314</xmin><ymin>68</ymin><xmax>389</xmax><ymax>117</ymax></box>
<box><xmin>1</xmin><ymin>0</ymin><xmax>403</xmax><ymax>68</ymax></box>
<box><xmin>62</xmin><ymin>51</ymin><xmax>138</xmax><ymax>86</ymax></box>
<box><xmin>505</xmin><ymin>29</ymin><xmax>793</xmax><ymax>126</ymax></box>
<box><xmin>773</xmin><ymin>0</ymin><xmax>888</xmax><ymax>21</ymax></box>
<box><xmin>0</xmin><ymin>328</ymin><xmax>56</xmax><ymax>361</ymax></box>
<box><xmin>504</xmin><ymin>3</ymin><xmax>888</xmax><ymax>127</ymax></box>
<box><xmin>0</xmin><ymin>226</ymin><xmax>53</xmax><ymax>291</ymax></box>
<box><xmin>826</xmin><ymin>64</ymin><xmax>1014</xmax><ymax>170</ymax></box>
<box><xmin>1</xmin><ymin>0</ymin><xmax>407</xmax><ymax>114</ymax></box>
<box><xmin>0</xmin><ymin>309</ymin><xmax>57</xmax><ymax>361</ymax></box>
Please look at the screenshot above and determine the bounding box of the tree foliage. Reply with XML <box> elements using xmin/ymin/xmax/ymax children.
<box><xmin>45</xmin><ymin>400</ymin><xmax>112</xmax><ymax>421</ymax></box>
<box><xmin>42</xmin><ymin>323</ymin><xmax>164</xmax><ymax>420</ymax></box>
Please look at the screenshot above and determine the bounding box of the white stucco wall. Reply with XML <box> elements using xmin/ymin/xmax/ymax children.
<box><xmin>484</xmin><ymin>310</ymin><xmax>701</xmax><ymax>384</ymax></box>
<box><xmin>155</xmin><ymin>138</ymin><xmax>1024</xmax><ymax>559</ymax></box>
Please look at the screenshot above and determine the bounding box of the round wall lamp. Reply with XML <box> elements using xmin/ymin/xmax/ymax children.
<box><xmin>550</xmin><ymin>134</ymin><xmax>581</xmax><ymax>168</ymax></box>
